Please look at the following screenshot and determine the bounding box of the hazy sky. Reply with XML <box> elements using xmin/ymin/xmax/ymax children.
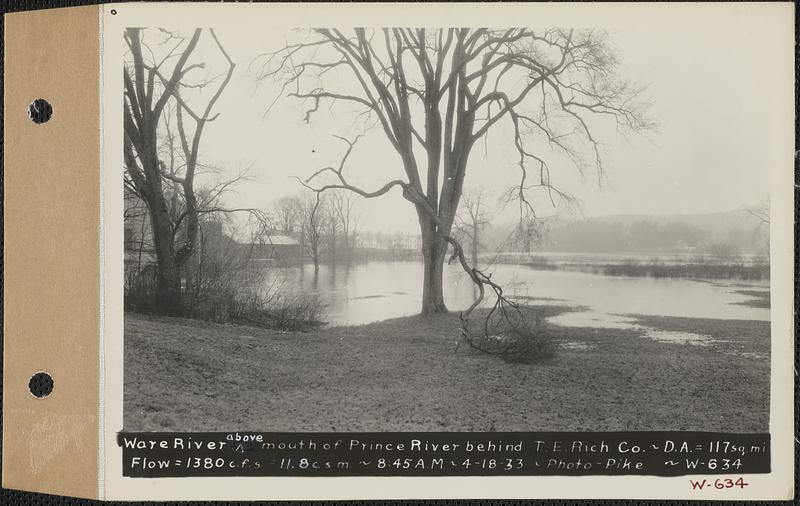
<box><xmin>145</xmin><ymin>12</ymin><xmax>785</xmax><ymax>234</ymax></box>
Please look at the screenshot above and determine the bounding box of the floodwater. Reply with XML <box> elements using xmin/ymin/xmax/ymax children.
<box><xmin>271</xmin><ymin>261</ymin><xmax>770</xmax><ymax>343</ymax></box>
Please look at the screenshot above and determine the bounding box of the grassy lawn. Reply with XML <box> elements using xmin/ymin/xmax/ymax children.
<box><xmin>124</xmin><ymin>306</ymin><xmax>770</xmax><ymax>433</ymax></box>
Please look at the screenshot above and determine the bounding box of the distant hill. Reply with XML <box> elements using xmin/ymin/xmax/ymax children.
<box><xmin>480</xmin><ymin>209</ymin><xmax>768</xmax><ymax>255</ymax></box>
<box><xmin>590</xmin><ymin>209</ymin><xmax>763</xmax><ymax>235</ymax></box>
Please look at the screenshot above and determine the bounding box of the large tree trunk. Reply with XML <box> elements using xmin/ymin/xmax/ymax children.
<box><xmin>177</xmin><ymin>186</ymin><xmax>199</xmax><ymax>309</ymax></box>
<box><xmin>148</xmin><ymin>190</ymin><xmax>183</xmax><ymax>314</ymax></box>
<box><xmin>419</xmin><ymin>217</ymin><xmax>448</xmax><ymax>314</ymax></box>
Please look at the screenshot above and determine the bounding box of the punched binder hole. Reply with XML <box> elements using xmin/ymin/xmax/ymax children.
<box><xmin>28</xmin><ymin>372</ymin><xmax>53</xmax><ymax>398</ymax></box>
<box><xmin>27</xmin><ymin>98</ymin><xmax>52</xmax><ymax>124</ymax></box>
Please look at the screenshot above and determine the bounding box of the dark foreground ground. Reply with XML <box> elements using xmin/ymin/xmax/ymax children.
<box><xmin>124</xmin><ymin>306</ymin><xmax>770</xmax><ymax>432</ymax></box>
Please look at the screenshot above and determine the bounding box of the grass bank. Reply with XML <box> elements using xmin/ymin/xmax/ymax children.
<box><xmin>594</xmin><ymin>261</ymin><xmax>769</xmax><ymax>281</ymax></box>
<box><xmin>731</xmin><ymin>289</ymin><xmax>770</xmax><ymax>309</ymax></box>
<box><xmin>124</xmin><ymin>307</ymin><xmax>769</xmax><ymax>433</ymax></box>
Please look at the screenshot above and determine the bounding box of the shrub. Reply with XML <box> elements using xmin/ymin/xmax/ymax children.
<box><xmin>124</xmin><ymin>241</ymin><xmax>325</xmax><ymax>332</ymax></box>
<box><xmin>500</xmin><ymin>324</ymin><xmax>557</xmax><ymax>364</ymax></box>
<box><xmin>229</xmin><ymin>288</ymin><xmax>325</xmax><ymax>332</ymax></box>
<box><xmin>124</xmin><ymin>264</ymin><xmax>158</xmax><ymax>313</ymax></box>
<box><xmin>463</xmin><ymin>305</ymin><xmax>556</xmax><ymax>364</ymax></box>
<box><xmin>496</xmin><ymin>310</ymin><xmax>556</xmax><ymax>364</ymax></box>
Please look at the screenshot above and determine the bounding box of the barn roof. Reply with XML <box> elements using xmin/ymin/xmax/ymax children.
<box><xmin>264</xmin><ymin>235</ymin><xmax>299</xmax><ymax>245</ymax></box>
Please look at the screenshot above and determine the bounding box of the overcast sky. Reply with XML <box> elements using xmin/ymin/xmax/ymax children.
<box><xmin>143</xmin><ymin>14</ymin><xmax>784</xmax><ymax>234</ymax></box>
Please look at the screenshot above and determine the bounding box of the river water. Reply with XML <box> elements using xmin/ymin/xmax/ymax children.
<box><xmin>271</xmin><ymin>261</ymin><xmax>770</xmax><ymax>339</ymax></box>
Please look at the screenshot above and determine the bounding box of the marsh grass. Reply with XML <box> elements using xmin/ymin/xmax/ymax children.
<box><xmin>596</xmin><ymin>260</ymin><xmax>769</xmax><ymax>280</ymax></box>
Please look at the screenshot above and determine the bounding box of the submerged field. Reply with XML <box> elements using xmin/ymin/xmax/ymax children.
<box><xmin>124</xmin><ymin>304</ymin><xmax>770</xmax><ymax>433</ymax></box>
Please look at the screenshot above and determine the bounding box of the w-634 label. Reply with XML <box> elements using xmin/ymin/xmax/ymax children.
<box><xmin>690</xmin><ymin>477</ymin><xmax>750</xmax><ymax>491</ymax></box>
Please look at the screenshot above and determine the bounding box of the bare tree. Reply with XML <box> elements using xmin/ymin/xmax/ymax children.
<box><xmin>300</xmin><ymin>193</ymin><xmax>327</xmax><ymax>273</ymax></box>
<box><xmin>512</xmin><ymin>214</ymin><xmax>549</xmax><ymax>256</ymax></box>
<box><xmin>124</xmin><ymin>27</ymin><xmax>235</xmax><ymax>313</ymax></box>
<box><xmin>324</xmin><ymin>196</ymin><xmax>341</xmax><ymax>264</ymax></box>
<box><xmin>271</xmin><ymin>195</ymin><xmax>304</xmax><ymax>236</ymax></box>
<box><xmin>743</xmin><ymin>198</ymin><xmax>770</xmax><ymax>255</ymax></box>
<box><xmin>745</xmin><ymin>199</ymin><xmax>770</xmax><ymax>227</ymax></box>
<box><xmin>454</xmin><ymin>187</ymin><xmax>492</xmax><ymax>267</ymax></box>
<box><xmin>257</xmin><ymin>28</ymin><xmax>650</xmax><ymax>316</ymax></box>
<box><xmin>329</xmin><ymin>190</ymin><xmax>361</xmax><ymax>263</ymax></box>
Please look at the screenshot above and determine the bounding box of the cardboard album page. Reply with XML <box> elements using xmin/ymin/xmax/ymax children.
<box><xmin>3</xmin><ymin>5</ymin><xmax>101</xmax><ymax>499</ymax></box>
<box><xmin>4</xmin><ymin>2</ymin><xmax>796</xmax><ymax>501</ymax></box>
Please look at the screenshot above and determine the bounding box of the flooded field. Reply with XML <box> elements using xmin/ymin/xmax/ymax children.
<box><xmin>126</xmin><ymin>259</ymin><xmax>772</xmax><ymax>434</ymax></box>
<box><xmin>269</xmin><ymin>260</ymin><xmax>770</xmax><ymax>353</ymax></box>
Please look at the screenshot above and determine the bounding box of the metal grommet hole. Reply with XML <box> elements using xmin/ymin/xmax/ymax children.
<box><xmin>29</xmin><ymin>372</ymin><xmax>54</xmax><ymax>398</ymax></box>
<box><xmin>27</xmin><ymin>98</ymin><xmax>53</xmax><ymax>124</ymax></box>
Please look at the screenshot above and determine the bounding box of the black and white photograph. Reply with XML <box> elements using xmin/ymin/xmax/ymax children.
<box><xmin>121</xmin><ymin>15</ymin><xmax>780</xmax><ymax>439</ymax></box>
<box><xmin>1</xmin><ymin>1</ymin><xmax>792</xmax><ymax>502</ymax></box>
